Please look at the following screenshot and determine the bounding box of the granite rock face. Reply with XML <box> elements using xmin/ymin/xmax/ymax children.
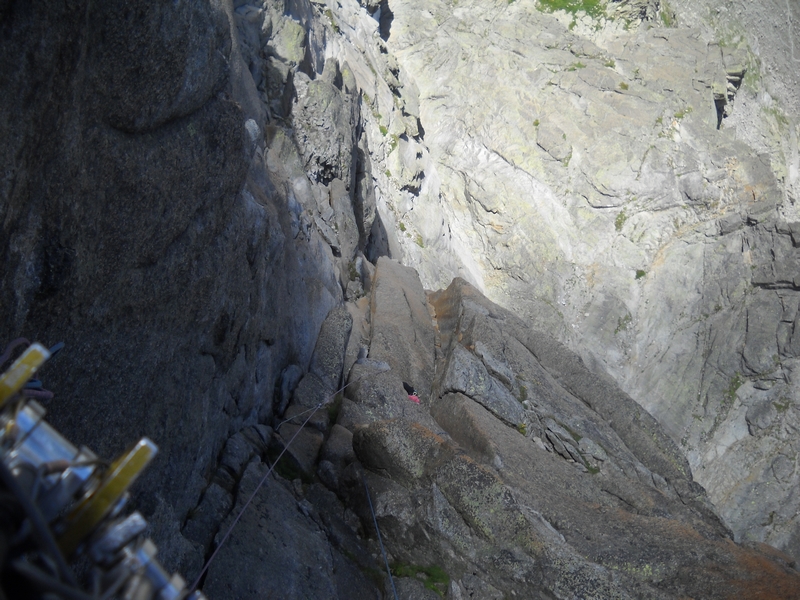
<box><xmin>0</xmin><ymin>0</ymin><xmax>370</xmax><ymax>576</ymax></box>
<box><xmin>206</xmin><ymin>258</ymin><xmax>800</xmax><ymax>599</ymax></box>
<box><xmin>3</xmin><ymin>0</ymin><xmax>800</xmax><ymax>595</ymax></box>
<box><xmin>319</xmin><ymin>0</ymin><xmax>800</xmax><ymax>560</ymax></box>
<box><xmin>202</xmin><ymin>464</ymin><xmax>381</xmax><ymax>599</ymax></box>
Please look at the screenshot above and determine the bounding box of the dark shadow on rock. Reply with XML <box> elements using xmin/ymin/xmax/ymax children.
<box><xmin>379</xmin><ymin>0</ymin><xmax>393</xmax><ymax>41</ymax></box>
<box><xmin>299</xmin><ymin>37</ymin><xmax>317</xmax><ymax>80</ymax></box>
<box><xmin>715</xmin><ymin>97</ymin><xmax>726</xmax><ymax>129</ymax></box>
<box><xmin>354</xmin><ymin>136</ymin><xmax>376</xmax><ymax>250</ymax></box>
<box><xmin>285</xmin><ymin>0</ymin><xmax>326</xmax><ymax>76</ymax></box>
<box><xmin>416</xmin><ymin>117</ymin><xmax>425</xmax><ymax>140</ymax></box>
<box><xmin>365</xmin><ymin>211</ymin><xmax>392</xmax><ymax>263</ymax></box>
<box><xmin>0</xmin><ymin>0</ymin><xmax>341</xmax><ymax>575</ymax></box>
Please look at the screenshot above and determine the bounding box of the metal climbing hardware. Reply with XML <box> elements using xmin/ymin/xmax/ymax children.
<box><xmin>57</xmin><ymin>437</ymin><xmax>158</xmax><ymax>557</ymax></box>
<box><xmin>0</xmin><ymin>339</ymin><xmax>205</xmax><ymax>600</ymax></box>
<box><xmin>0</xmin><ymin>343</ymin><xmax>50</xmax><ymax>406</ymax></box>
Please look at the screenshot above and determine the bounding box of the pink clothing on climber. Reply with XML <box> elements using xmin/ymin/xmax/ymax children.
<box><xmin>403</xmin><ymin>382</ymin><xmax>420</xmax><ymax>403</ymax></box>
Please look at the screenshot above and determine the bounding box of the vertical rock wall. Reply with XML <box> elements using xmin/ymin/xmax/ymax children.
<box><xmin>321</xmin><ymin>0</ymin><xmax>800</xmax><ymax>561</ymax></box>
<box><xmin>2</xmin><ymin>0</ymin><xmax>800</xmax><ymax>591</ymax></box>
<box><xmin>0</xmin><ymin>0</ymin><xmax>373</xmax><ymax>574</ymax></box>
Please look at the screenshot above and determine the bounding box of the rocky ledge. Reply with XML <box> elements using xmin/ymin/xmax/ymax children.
<box><xmin>199</xmin><ymin>257</ymin><xmax>800</xmax><ymax>598</ymax></box>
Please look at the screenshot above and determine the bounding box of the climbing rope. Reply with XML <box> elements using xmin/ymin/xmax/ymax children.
<box><xmin>189</xmin><ymin>361</ymin><xmax>391</xmax><ymax>593</ymax></box>
<box><xmin>363</xmin><ymin>474</ymin><xmax>399</xmax><ymax>600</ymax></box>
<box><xmin>274</xmin><ymin>404</ymin><xmax>321</xmax><ymax>429</ymax></box>
<box><xmin>189</xmin><ymin>405</ymin><xmax>321</xmax><ymax>592</ymax></box>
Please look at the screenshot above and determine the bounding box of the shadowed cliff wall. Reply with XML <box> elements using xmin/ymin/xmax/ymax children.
<box><xmin>0</xmin><ymin>0</ymin><xmax>342</xmax><ymax>569</ymax></box>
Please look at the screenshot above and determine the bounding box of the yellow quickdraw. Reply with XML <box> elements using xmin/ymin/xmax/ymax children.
<box><xmin>58</xmin><ymin>438</ymin><xmax>158</xmax><ymax>556</ymax></box>
<box><xmin>0</xmin><ymin>343</ymin><xmax>50</xmax><ymax>407</ymax></box>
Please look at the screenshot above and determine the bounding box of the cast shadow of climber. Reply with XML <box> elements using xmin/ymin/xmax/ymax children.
<box><xmin>365</xmin><ymin>211</ymin><xmax>393</xmax><ymax>264</ymax></box>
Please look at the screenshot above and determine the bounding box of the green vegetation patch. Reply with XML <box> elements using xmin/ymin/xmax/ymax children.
<box><xmin>560</xmin><ymin>422</ymin><xmax>582</xmax><ymax>443</ymax></box>
<box><xmin>324</xmin><ymin>8</ymin><xmax>340</xmax><ymax>33</ymax></box>
<box><xmin>742</xmin><ymin>58</ymin><xmax>760</xmax><ymax>92</ymax></box>
<box><xmin>387</xmin><ymin>134</ymin><xmax>399</xmax><ymax>154</ymax></box>
<box><xmin>635</xmin><ymin>269</ymin><xmax>646</xmax><ymax>280</ymax></box>
<box><xmin>537</xmin><ymin>0</ymin><xmax>605</xmax><ymax>19</ymax></box>
<box><xmin>566</xmin><ymin>61</ymin><xmax>587</xmax><ymax>71</ymax></box>
<box><xmin>614</xmin><ymin>313</ymin><xmax>632</xmax><ymax>334</ymax></box>
<box><xmin>774</xmin><ymin>398</ymin><xmax>791</xmax><ymax>413</ymax></box>
<box><xmin>619</xmin><ymin>81</ymin><xmax>629</xmax><ymax>91</ymax></box>
<box><xmin>659</xmin><ymin>2</ymin><xmax>675</xmax><ymax>28</ymax></box>
<box><xmin>391</xmin><ymin>563</ymin><xmax>450</xmax><ymax>597</ymax></box>
<box><xmin>723</xmin><ymin>372</ymin><xmax>745</xmax><ymax>404</ymax></box>
<box><xmin>715</xmin><ymin>30</ymin><xmax>761</xmax><ymax>93</ymax></box>
<box><xmin>620</xmin><ymin>561</ymin><xmax>656</xmax><ymax>579</ymax></box>
<box><xmin>615</xmin><ymin>209</ymin><xmax>627</xmax><ymax>232</ymax></box>
<box><xmin>674</xmin><ymin>106</ymin><xmax>693</xmax><ymax>120</ymax></box>
<box><xmin>764</xmin><ymin>106</ymin><xmax>790</xmax><ymax>129</ymax></box>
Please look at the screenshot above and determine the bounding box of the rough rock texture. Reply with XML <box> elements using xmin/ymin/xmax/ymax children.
<box><xmin>320</xmin><ymin>0</ymin><xmax>800</xmax><ymax>560</ymax></box>
<box><xmin>183</xmin><ymin>255</ymin><xmax>800</xmax><ymax>598</ymax></box>
<box><xmin>3</xmin><ymin>0</ymin><xmax>800</xmax><ymax>595</ymax></box>
<box><xmin>202</xmin><ymin>464</ymin><xmax>380</xmax><ymax>599</ymax></box>
<box><xmin>0</xmin><ymin>0</ymin><xmax>372</xmax><ymax>577</ymax></box>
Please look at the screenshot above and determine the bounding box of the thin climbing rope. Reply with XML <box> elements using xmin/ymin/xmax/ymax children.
<box><xmin>189</xmin><ymin>405</ymin><xmax>320</xmax><ymax>592</ymax></box>
<box><xmin>274</xmin><ymin>404</ymin><xmax>320</xmax><ymax>429</ymax></box>
<box><xmin>363</xmin><ymin>475</ymin><xmax>399</xmax><ymax>600</ymax></box>
<box><xmin>189</xmin><ymin>365</ymin><xmax>389</xmax><ymax>593</ymax></box>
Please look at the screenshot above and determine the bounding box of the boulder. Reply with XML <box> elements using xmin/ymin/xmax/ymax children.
<box><xmin>182</xmin><ymin>483</ymin><xmax>233</xmax><ymax>551</ymax></box>
<box><xmin>272</xmin><ymin>422</ymin><xmax>325</xmax><ymax>480</ymax></box>
<box><xmin>439</xmin><ymin>344</ymin><xmax>526</xmax><ymax>426</ymax></box>
<box><xmin>292</xmin><ymin>62</ymin><xmax>359</xmax><ymax>186</ymax></box>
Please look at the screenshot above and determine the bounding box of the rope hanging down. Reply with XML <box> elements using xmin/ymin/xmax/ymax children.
<box><xmin>363</xmin><ymin>474</ymin><xmax>399</xmax><ymax>600</ymax></box>
<box><xmin>189</xmin><ymin>406</ymin><xmax>320</xmax><ymax>591</ymax></box>
<box><xmin>189</xmin><ymin>360</ymin><xmax>390</xmax><ymax>594</ymax></box>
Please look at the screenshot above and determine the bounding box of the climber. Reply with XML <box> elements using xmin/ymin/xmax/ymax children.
<box><xmin>403</xmin><ymin>381</ymin><xmax>420</xmax><ymax>403</ymax></box>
